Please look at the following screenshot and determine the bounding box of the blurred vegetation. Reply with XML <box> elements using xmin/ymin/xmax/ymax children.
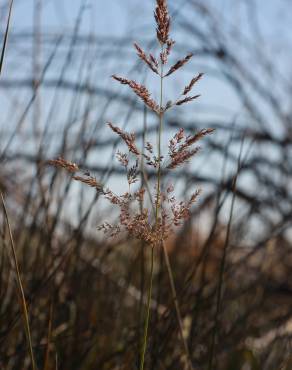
<box><xmin>0</xmin><ymin>0</ymin><xmax>291</xmax><ymax>369</ymax></box>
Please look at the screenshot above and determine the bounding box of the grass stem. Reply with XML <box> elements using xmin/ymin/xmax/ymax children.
<box><xmin>1</xmin><ymin>192</ymin><xmax>36</xmax><ymax>370</ymax></box>
<box><xmin>140</xmin><ymin>47</ymin><xmax>164</xmax><ymax>370</ymax></box>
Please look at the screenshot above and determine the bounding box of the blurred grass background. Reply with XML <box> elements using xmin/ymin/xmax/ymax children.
<box><xmin>0</xmin><ymin>0</ymin><xmax>292</xmax><ymax>369</ymax></box>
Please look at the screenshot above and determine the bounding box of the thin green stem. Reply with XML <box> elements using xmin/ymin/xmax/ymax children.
<box><xmin>155</xmin><ymin>69</ymin><xmax>164</xmax><ymax>220</ymax></box>
<box><xmin>157</xmin><ymin>54</ymin><xmax>194</xmax><ymax>370</ymax></box>
<box><xmin>139</xmin><ymin>48</ymin><xmax>164</xmax><ymax>370</ymax></box>
<box><xmin>139</xmin><ymin>246</ymin><xmax>154</xmax><ymax>370</ymax></box>
<box><xmin>138</xmin><ymin>105</ymin><xmax>147</xmax><ymax>364</ymax></box>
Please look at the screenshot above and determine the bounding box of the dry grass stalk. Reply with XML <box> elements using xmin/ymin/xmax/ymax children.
<box><xmin>1</xmin><ymin>192</ymin><xmax>36</xmax><ymax>370</ymax></box>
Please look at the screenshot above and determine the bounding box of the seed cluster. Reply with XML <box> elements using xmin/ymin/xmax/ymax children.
<box><xmin>49</xmin><ymin>0</ymin><xmax>214</xmax><ymax>248</ymax></box>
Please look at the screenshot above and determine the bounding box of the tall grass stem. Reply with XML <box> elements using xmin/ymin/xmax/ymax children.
<box><xmin>1</xmin><ymin>192</ymin><xmax>36</xmax><ymax>370</ymax></box>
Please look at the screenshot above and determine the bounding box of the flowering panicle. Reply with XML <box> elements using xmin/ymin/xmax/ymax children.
<box><xmin>108</xmin><ymin>123</ymin><xmax>140</xmax><ymax>156</ymax></box>
<box><xmin>116</xmin><ymin>151</ymin><xmax>129</xmax><ymax>167</ymax></box>
<box><xmin>49</xmin><ymin>2</ymin><xmax>214</xmax><ymax>366</ymax></box>
<box><xmin>167</xmin><ymin>128</ymin><xmax>214</xmax><ymax>169</ymax></box>
<box><xmin>112</xmin><ymin>75</ymin><xmax>160</xmax><ymax>114</ymax></box>
<box><xmin>127</xmin><ymin>160</ymin><xmax>139</xmax><ymax>185</ymax></box>
<box><xmin>49</xmin><ymin>0</ymin><xmax>214</xmax><ymax>249</ymax></box>
<box><xmin>100</xmin><ymin>187</ymin><xmax>167</xmax><ymax>246</ymax></box>
<box><xmin>134</xmin><ymin>43</ymin><xmax>159</xmax><ymax>75</ymax></box>
<box><xmin>169</xmin><ymin>189</ymin><xmax>201</xmax><ymax>226</ymax></box>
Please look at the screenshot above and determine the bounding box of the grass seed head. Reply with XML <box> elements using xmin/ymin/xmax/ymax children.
<box><xmin>164</xmin><ymin>53</ymin><xmax>193</xmax><ymax>77</ymax></box>
<box><xmin>154</xmin><ymin>0</ymin><xmax>170</xmax><ymax>45</ymax></box>
<box><xmin>47</xmin><ymin>157</ymin><xmax>79</xmax><ymax>173</ymax></box>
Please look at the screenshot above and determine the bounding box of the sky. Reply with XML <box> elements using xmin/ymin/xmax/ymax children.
<box><xmin>2</xmin><ymin>0</ymin><xmax>291</xmax><ymax>140</ymax></box>
<box><xmin>4</xmin><ymin>0</ymin><xmax>292</xmax><ymax>44</ymax></box>
<box><xmin>6</xmin><ymin>0</ymin><xmax>146</xmax><ymax>36</ymax></box>
<box><xmin>1</xmin><ymin>0</ymin><xmax>292</xmax><ymax>239</ymax></box>
<box><xmin>2</xmin><ymin>0</ymin><xmax>291</xmax><ymax>154</ymax></box>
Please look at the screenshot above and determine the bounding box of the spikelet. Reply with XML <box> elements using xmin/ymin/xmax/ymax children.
<box><xmin>48</xmin><ymin>157</ymin><xmax>79</xmax><ymax>173</ymax></box>
<box><xmin>160</xmin><ymin>39</ymin><xmax>175</xmax><ymax>64</ymax></box>
<box><xmin>183</xmin><ymin>73</ymin><xmax>204</xmax><ymax>95</ymax></box>
<box><xmin>116</xmin><ymin>151</ymin><xmax>129</xmax><ymax>167</ymax></box>
<box><xmin>108</xmin><ymin>123</ymin><xmax>140</xmax><ymax>156</ymax></box>
<box><xmin>72</xmin><ymin>175</ymin><xmax>103</xmax><ymax>192</ymax></box>
<box><xmin>112</xmin><ymin>75</ymin><xmax>160</xmax><ymax>114</ymax></box>
<box><xmin>176</xmin><ymin>95</ymin><xmax>201</xmax><ymax>106</ymax></box>
<box><xmin>167</xmin><ymin>147</ymin><xmax>201</xmax><ymax>169</ymax></box>
<box><xmin>134</xmin><ymin>43</ymin><xmax>159</xmax><ymax>75</ymax></box>
<box><xmin>167</xmin><ymin>128</ymin><xmax>214</xmax><ymax>169</ymax></box>
<box><xmin>185</xmin><ymin>128</ymin><xmax>215</xmax><ymax>146</ymax></box>
<box><xmin>164</xmin><ymin>53</ymin><xmax>193</xmax><ymax>77</ymax></box>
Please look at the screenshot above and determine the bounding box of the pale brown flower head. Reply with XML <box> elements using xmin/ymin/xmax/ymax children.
<box><xmin>167</xmin><ymin>128</ymin><xmax>214</xmax><ymax>169</ymax></box>
<box><xmin>154</xmin><ymin>0</ymin><xmax>170</xmax><ymax>45</ymax></box>
<box><xmin>48</xmin><ymin>0</ymin><xmax>215</xmax><ymax>251</ymax></box>
<box><xmin>48</xmin><ymin>157</ymin><xmax>79</xmax><ymax>173</ymax></box>
<box><xmin>48</xmin><ymin>158</ymin><xmax>103</xmax><ymax>193</ymax></box>
<box><xmin>176</xmin><ymin>95</ymin><xmax>201</xmax><ymax>106</ymax></box>
<box><xmin>108</xmin><ymin>123</ymin><xmax>140</xmax><ymax>156</ymax></box>
<box><xmin>112</xmin><ymin>75</ymin><xmax>160</xmax><ymax>114</ymax></box>
<box><xmin>72</xmin><ymin>175</ymin><xmax>103</xmax><ymax>192</ymax></box>
<box><xmin>183</xmin><ymin>73</ymin><xmax>204</xmax><ymax>95</ymax></box>
<box><xmin>134</xmin><ymin>43</ymin><xmax>159</xmax><ymax>75</ymax></box>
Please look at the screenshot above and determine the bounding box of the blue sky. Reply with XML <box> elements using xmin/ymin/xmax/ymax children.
<box><xmin>1</xmin><ymin>0</ymin><xmax>291</xmax><ymax>237</ymax></box>
<box><xmin>8</xmin><ymin>0</ymin><xmax>148</xmax><ymax>36</ymax></box>
<box><xmin>2</xmin><ymin>0</ymin><xmax>291</xmax><ymax>132</ymax></box>
<box><xmin>2</xmin><ymin>0</ymin><xmax>291</xmax><ymax>144</ymax></box>
<box><xmin>5</xmin><ymin>0</ymin><xmax>292</xmax><ymax>44</ymax></box>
